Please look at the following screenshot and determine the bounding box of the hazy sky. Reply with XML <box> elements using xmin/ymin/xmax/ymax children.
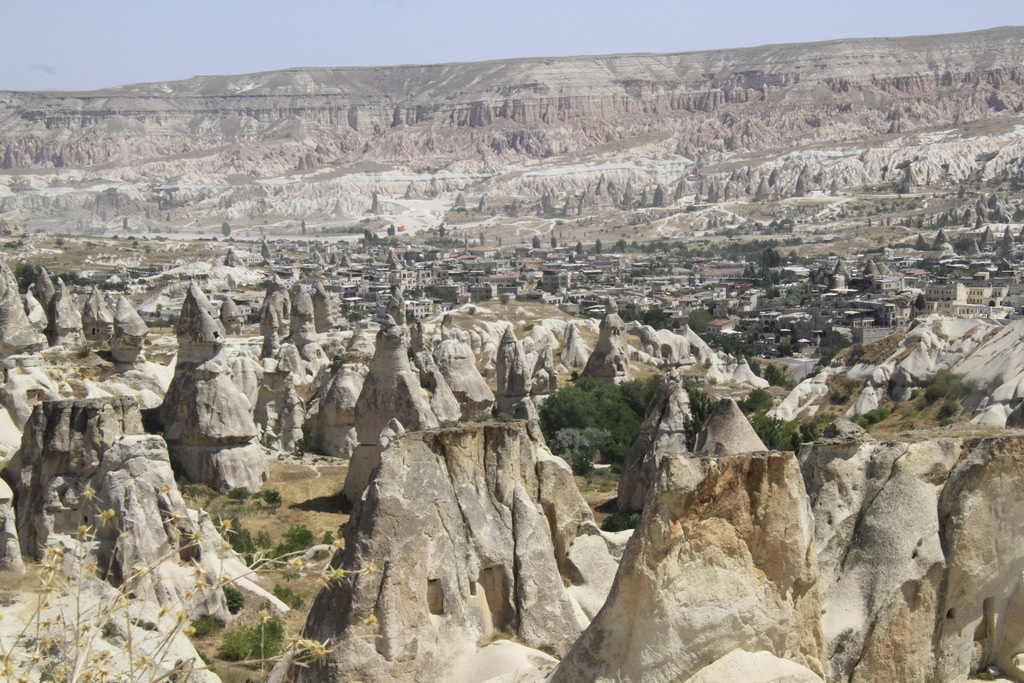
<box><xmin>5</xmin><ymin>0</ymin><xmax>1023</xmax><ymax>91</ymax></box>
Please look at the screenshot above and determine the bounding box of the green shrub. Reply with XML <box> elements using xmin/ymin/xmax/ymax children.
<box><xmin>219</xmin><ymin>615</ymin><xmax>285</xmax><ymax>661</ymax></box>
<box><xmin>190</xmin><ymin>615</ymin><xmax>223</xmax><ymax>637</ymax></box>
<box><xmin>255</xmin><ymin>530</ymin><xmax>274</xmax><ymax>548</ymax></box>
<box><xmin>227</xmin><ymin>487</ymin><xmax>251</xmax><ymax>501</ymax></box>
<box><xmin>937</xmin><ymin>398</ymin><xmax>959</xmax><ymax>420</ymax></box>
<box><xmin>223</xmin><ymin>585</ymin><xmax>245</xmax><ymax>615</ymax></box>
<box><xmin>600</xmin><ymin>513</ymin><xmax>640</xmax><ymax>532</ymax></box>
<box><xmin>257</xmin><ymin>489</ymin><xmax>283</xmax><ymax>507</ymax></box>
<box><xmin>228</xmin><ymin>520</ymin><xmax>257</xmax><ymax>555</ymax></box>
<box><xmin>272</xmin><ymin>524</ymin><xmax>315</xmax><ymax>558</ymax></box>
<box><xmin>273</xmin><ymin>584</ymin><xmax>305</xmax><ymax>609</ymax></box>
<box><xmin>859</xmin><ymin>408</ymin><xmax>891</xmax><ymax>426</ymax></box>
<box><xmin>739</xmin><ymin>388</ymin><xmax>773</xmax><ymax>415</ymax></box>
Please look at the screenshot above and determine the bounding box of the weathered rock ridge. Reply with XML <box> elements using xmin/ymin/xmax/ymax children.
<box><xmin>295</xmin><ymin>421</ymin><xmax>601</xmax><ymax>681</ymax></box>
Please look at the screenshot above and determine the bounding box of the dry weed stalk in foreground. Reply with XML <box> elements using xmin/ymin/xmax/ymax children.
<box><xmin>0</xmin><ymin>491</ymin><xmax>371</xmax><ymax>682</ymax></box>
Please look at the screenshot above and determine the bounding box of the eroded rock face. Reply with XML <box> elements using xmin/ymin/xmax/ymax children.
<box><xmin>6</xmin><ymin>397</ymin><xmax>227</xmax><ymax>620</ymax></box>
<box><xmin>0</xmin><ymin>262</ymin><xmax>45</xmax><ymax>354</ymax></box>
<box><xmin>303</xmin><ymin>355</ymin><xmax>367</xmax><ymax>458</ymax></box>
<box><xmin>531</xmin><ymin>343</ymin><xmax>558</xmax><ymax>397</ymax></box>
<box><xmin>312</xmin><ymin>281</ymin><xmax>333</xmax><ymax>333</ymax></box>
<box><xmin>553</xmin><ymin>452</ymin><xmax>825</xmax><ymax>682</ymax></box>
<box><xmin>284</xmin><ymin>287</ymin><xmax>328</xmax><ymax>383</ymax></box>
<box><xmin>433</xmin><ymin>337</ymin><xmax>494</xmax><ymax>420</ymax></box>
<box><xmin>219</xmin><ymin>297</ymin><xmax>244</xmax><ymax>335</ymax></box>
<box><xmin>560</xmin><ymin>321</ymin><xmax>591</xmax><ymax>369</ymax></box>
<box><xmin>694</xmin><ymin>397</ymin><xmax>767</xmax><ymax>456</ymax></box>
<box><xmin>800</xmin><ymin>434</ymin><xmax>1024</xmax><ymax>681</ymax></box>
<box><xmin>0</xmin><ymin>479</ymin><xmax>24</xmax><ymax>573</ymax></box>
<box><xmin>82</xmin><ymin>288</ymin><xmax>114</xmax><ymax>342</ymax></box>
<box><xmin>295</xmin><ymin>422</ymin><xmax>593</xmax><ymax>681</ymax></box>
<box><xmin>45</xmin><ymin>278</ymin><xmax>83</xmax><ymax>346</ymax></box>
<box><xmin>344</xmin><ymin>317</ymin><xmax>438</xmax><ymax>504</ymax></box>
<box><xmin>496</xmin><ymin>326</ymin><xmax>536</xmax><ymax>419</ymax></box>
<box><xmin>410</xmin><ymin>324</ymin><xmax>462</xmax><ymax>425</ymax></box>
<box><xmin>110</xmin><ymin>295</ymin><xmax>148</xmax><ymax>363</ymax></box>
<box><xmin>616</xmin><ymin>370</ymin><xmax>690</xmax><ymax>512</ymax></box>
<box><xmin>582</xmin><ymin>300</ymin><xmax>629</xmax><ymax>384</ymax></box>
<box><xmin>160</xmin><ymin>284</ymin><xmax>267</xmax><ymax>493</ymax></box>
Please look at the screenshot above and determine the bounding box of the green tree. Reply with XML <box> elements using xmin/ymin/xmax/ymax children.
<box><xmin>682</xmin><ymin>383</ymin><xmax>715</xmax><ymax>450</ymax></box>
<box><xmin>532</xmin><ymin>235</ymin><xmax>542</xmax><ymax>249</ymax></box>
<box><xmin>221</xmin><ymin>221</ymin><xmax>231</xmax><ymax>237</ymax></box>
<box><xmin>739</xmin><ymin>388</ymin><xmax>773</xmax><ymax>415</ymax></box>
<box><xmin>595</xmin><ymin>239</ymin><xmax>603</xmax><ymax>254</ymax></box>
<box><xmin>539</xmin><ymin>376</ymin><xmax>661</xmax><ymax>471</ymax></box>
<box><xmin>687</xmin><ymin>308</ymin><xmax>713</xmax><ymax>334</ymax></box>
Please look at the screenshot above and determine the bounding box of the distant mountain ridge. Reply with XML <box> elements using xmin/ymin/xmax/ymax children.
<box><xmin>1</xmin><ymin>26</ymin><xmax>1023</xmax><ymax>230</ymax></box>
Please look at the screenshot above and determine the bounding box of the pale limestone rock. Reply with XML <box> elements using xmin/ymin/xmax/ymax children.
<box><xmin>33</xmin><ymin>266</ymin><xmax>55</xmax><ymax>311</ymax></box>
<box><xmin>261</xmin><ymin>276</ymin><xmax>291</xmax><ymax>337</ymax></box>
<box><xmin>303</xmin><ymin>355</ymin><xmax>367</xmax><ymax>458</ymax></box>
<box><xmin>617</xmin><ymin>369</ymin><xmax>690</xmax><ymax>512</ymax></box>
<box><xmin>45</xmin><ymin>278</ymin><xmax>83</xmax><ymax>346</ymax></box>
<box><xmin>81</xmin><ymin>288</ymin><xmax>114</xmax><ymax>342</ymax></box>
<box><xmin>433</xmin><ymin>337</ymin><xmax>494</xmax><ymax>420</ymax></box>
<box><xmin>801</xmin><ymin>434</ymin><xmax>1024</xmax><ymax>680</ymax></box>
<box><xmin>0</xmin><ymin>478</ymin><xmax>24</xmax><ymax>573</ymax></box>
<box><xmin>219</xmin><ymin>297</ymin><xmax>244</xmax><ymax>335</ymax></box>
<box><xmin>582</xmin><ymin>300</ymin><xmax>629</xmax><ymax>383</ymax></box>
<box><xmin>160</xmin><ymin>283</ymin><xmax>266</xmax><ymax>493</ymax></box>
<box><xmin>6</xmin><ymin>397</ymin><xmax>228</xmax><ymax>620</ymax></box>
<box><xmin>531</xmin><ymin>343</ymin><xmax>558</xmax><ymax>396</ymax></box>
<box><xmin>497</xmin><ymin>326</ymin><xmax>535</xmax><ymax>419</ymax></box>
<box><xmin>224</xmin><ymin>247</ymin><xmax>245</xmax><ymax>268</ymax></box>
<box><xmin>694</xmin><ymin>397</ymin><xmax>767</xmax><ymax>455</ymax></box>
<box><xmin>560</xmin><ymin>321</ymin><xmax>591</xmax><ymax>369</ymax></box>
<box><xmin>312</xmin><ymin>280</ymin><xmax>333</xmax><ymax>333</ymax></box>
<box><xmin>685</xmin><ymin>649</ymin><xmax>824</xmax><ymax>683</ymax></box>
<box><xmin>23</xmin><ymin>287</ymin><xmax>46</xmax><ymax>331</ymax></box>
<box><xmin>411</xmin><ymin>323</ymin><xmax>462</xmax><ymax>424</ymax></box>
<box><xmin>0</xmin><ymin>262</ymin><xmax>45</xmax><ymax>354</ymax></box>
<box><xmin>344</xmin><ymin>316</ymin><xmax>438</xmax><ymax>504</ymax></box>
<box><xmin>255</xmin><ymin>359</ymin><xmax>305</xmax><ymax>452</ymax></box>
<box><xmin>284</xmin><ymin>287</ymin><xmax>328</xmax><ymax>382</ymax></box>
<box><xmin>110</xmin><ymin>295</ymin><xmax>148</xmax><ymax>363</ymax></box>
<box><xmin>295</xmin><ymin>422</ymin><xmax>589</xmax><ymax>681</ymax></box>
<box><xmin>552</xmin><ymin>452</ymin><xmax>825</xmax><ymax>682</ymax></box>
<box><xmin>260</xmin><ymin>293</ymin><xmax>283</xmax><ymax>358</ymax></box>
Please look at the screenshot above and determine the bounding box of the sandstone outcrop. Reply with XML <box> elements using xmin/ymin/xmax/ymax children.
<box><xmin>410</xmin><ymin>323</ymin><xmax>462</xmax><ymax>424</ymax></box>
<box><xmin>45</xmin><ymin>278</ymin><xmax>83</xmax><ymax>346</ymax></box>
<box><xmin>23</xmin><ymin>287</ymin><xmax>46</xmax><ymax>331</ymax></box>
<box><xmin>694</xmin><ymin>397</ymin><xmax>767</xmax><ymax>455</ymax></box>
<box><xmin>160</xmin><ymin>283</ymin><xmax>267</xmax><ymax>493</ymax></box>
<box><xmin>303</xmin><ymin>354</ymin><xmax>367</xmax><ymax>458</ymax></box>
<box><xmin>582</xmin><ymin>300</ymin><xmax>629</xmax><ymax>384</ymax></box>
<box><xmin>110</xmin><ymin>295</ymin><xmax>148</xmax><ymax>363</ymax></box>
<box><xmin>6</xmin><ymin>397</ymin><xmax>228</xmax><ymax>620</ymax></box>
<box><xmin>531</xmin><ymin>343</ymin><xmax>558</xmax><ymax>397</ymax></box>
<box><xmin>496</xmin><ymin>326</ymin><xmax>536</xmax><ymax>419</ymax></box>
<box><xmin>254</xmin><ymin>360</ymin><xmax>305</xmax><ymax>452</ymax></box>
<box><xmin>552</xmin><ymin>452</ymin><xmax>824</xmax><ymax>681</ymax></box>
<box><xmin>295</xmin><ymin>422</ymin><xmax>596</xmax><ymax>681</ymax></box>
<box><xmin>283</xmin><ymin>287</ymin><xmax>328</xmax><ymax>383</ymax></box>
<box><xmin>800</xmin><ymin>434</ymin><xmax>1024</xmax><ymax>680</ymax></box>
<box><xmin>0</xmin><ymin>478</ymin><xmax>24</xmax><ymax>573</ymax></box>
<box><xmin>82</xmin><ymin>288</ymin><xmax>114</xmax><ymax>342</ymax></box>
<box><xmin>219</xmin><ymin>297</ymin><xmax>244</xmax><ymax>335</ymax></box>
<box><xmin>560</xmin><ymin>321</ymin><xmax>590</xmax><ymax>369</ymax></box>
<box><xmin>433</xmin><ymin>336</ymin><xmax>494</xmax><ymax>420</ymax></box>
<box><xmin>0</xmin><ymin>261</ymin><xmax>45</xmax><ymax>354</ymax></box>
<box><xmin>33</xmin><ymin>267</ymin><xmax>56</xmax><ymax>311</ymax></box>
<box><xmin>312</xmin><ymin>280</ymin><xmax>333</xmax><ymax>333</ymax></box>
<box><xmin>616</xmin><ymin>370</ymin><xmax>690</xmax><ymax>512</ymax></box>
<box><xmin>344</xmin><ymin>316</ymin><xmax>438</xmax><ymax>504</ymax></box>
